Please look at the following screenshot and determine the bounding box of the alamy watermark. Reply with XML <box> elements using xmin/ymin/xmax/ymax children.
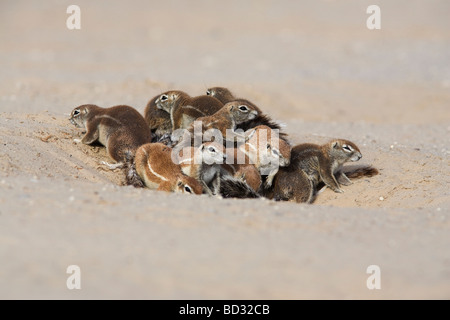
<box><xmin>66</xmin><ymin>265</ymin><xmax>81</xmax><ymax>290</ymax></box>
<box><xmin>366</xmin><ymin>265</ymin><xmax>381</xmax><ymax>290</ymax></box>
<box><xmin>66</xmin><ymin>5</ymin><xmax>81</xmax><ymax>30</ymax></box>
<box><xmin>366</xmin><ymin>5</ymin><xmax>381</xmax><ymax>30</ymax></box>
<box><xmin>66</xmin><ymin>5</ymin><xmax>380</xmax><ymax>31</ymax></box>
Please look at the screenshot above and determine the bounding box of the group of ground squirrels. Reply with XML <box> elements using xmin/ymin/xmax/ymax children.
<box><xmin>69</xmin><ymin>87</ymin><xmax>378</xmax><ymax>203</ymax></box>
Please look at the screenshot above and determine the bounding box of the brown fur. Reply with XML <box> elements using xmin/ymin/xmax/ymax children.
<box><xmin>155</xmin><ymin>90</ymin><xmax>223</xmax><ymax>130</ymax></box>
<box><xmin>69</xmin><ymin>104</ymin><xmax>152</xmax><ymax>164</ymax></box>
<box><xmin>206</xmin><ymin>87</ymin><xmax>288</xmax><ymax>140</ymax></box>
<box><xmin>240</xmin><ymin>125</ymin><xmax>291</xmax><ymax>189</ymax></box>
<box><xmin>134</xmin><ymin>143</ymin><xmax>203</xmax><ymax>194</ymax></box>
<box><xmin>177</xmin><ymin>141</ymin><xmax>227</xmax><ymax>194</ymax></box>
<box><xmin>218</xmin><ymin>175</ymin><xmax>261</xmax><ymax>199</ymax></box>
<box><xmin>221</xmin><ymin>148</ymin><xmax>262</xmax><ymax>192</ymax></box>
<box><xmin>269</xmin><ymin>165</ymin><xmax>313</xmax><ymax>203</ymax></box>
<box><xmin>206</xmin><ymin>87</ymin><xmax>236</xmax><ymax>104</ymax></box>
<box><xmin>187</xmin><ymin>99</ymin><xmax>259</xmax><ymax>143</ymax></box>
<box><xmin>144</xmin><ymin>95</ymin><xmax>172</xmax><ymax>139</ymax></box>
<box><xmin>343</xmin><ymin>166</ymin><xmax>379</xmax><ymax>179</ymax></box>
<box><xmin>271</xmin><ymin>139</ymin><xmax>371</xmax><ymax>203</ymax></box>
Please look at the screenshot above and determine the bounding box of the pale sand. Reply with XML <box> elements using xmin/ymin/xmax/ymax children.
<box><xmin>0</xmin><ymin>0</ymin><xmax>449</xmax><ymax>299</ymax></box>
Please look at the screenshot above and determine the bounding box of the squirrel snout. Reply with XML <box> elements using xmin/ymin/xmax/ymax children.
<box><xmin>352</xmin><ymin>153</ymin><xmax>362</xmax><ymax>161</ymax></box>
<box><xmin>249</xmin><ymin>110</ymin><xmax>258</xmax><ymax>119</ymax></box>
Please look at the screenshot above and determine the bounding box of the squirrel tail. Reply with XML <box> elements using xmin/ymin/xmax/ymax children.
<box><xmin>344</xmin><ymin>166</ymin><xmax>379</xmax><ymax>179</ymax></box>
<box><xmin>219</xmin><ymin>176</ymin><xmax>260</xmax><ymax>199</ymax></box>
<box><xmin>123</xmin><ymin>152</ymin><xmax>145</xmax><ymax>188</ymax></box>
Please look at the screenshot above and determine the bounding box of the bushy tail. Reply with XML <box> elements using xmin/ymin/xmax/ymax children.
<box><xmin>219</xmin><ymin>176</ymin><xmax>260</xmax><ymax>199</ymax></box>
<box><xmin>123</xmin><ymin>152</ymin><xmax>145</xmax><ymax>188</ymax></box>
<box><xmin>344</xmin><ymin>166</ymin><xmax>379</xmax><ymax>179</ymax></box>
<box><xmin>239</xmin><ymin>114</ymin><xmax>290</xmax><ymax>142</ymax></box>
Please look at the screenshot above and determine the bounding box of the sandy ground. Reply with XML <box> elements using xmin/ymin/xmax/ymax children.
<box><xmin>0</xmin><ymin>0</ymin><xmax>449</xmax><ymax>299</ymax></box>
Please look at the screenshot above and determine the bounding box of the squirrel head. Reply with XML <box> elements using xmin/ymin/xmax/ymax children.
<box><xmin>225</xmin><ymin>99</ymin><xmax>259</xmax><ymax>124</ymax></box>
<box><xmin>69</xmin><ymin>104</ymin><xmax>98</xmax><ymax>128</ymax></box>
<box><xmin>206</xmin><ymin>87</ymin><xmax>235</xmax><ymax>104</ymax></box>
<box><xmin>175</xmin><ymin>175</ymin><xmax>204</xmax><ymax>195</ymax></box>
<box><xmin>242</xmin><ymin>125</ymin><xmax>291</xmax><ymax>169</ymax></box>
<box><xmin>328</xmin><ymin>139</ymin><xmax>362</xmax><ymax>164</ymax></box>
<box><xmin>155</xmin><ymin>90</ymin><xmax>190</xmax><ymax>113</ymax></box>
<box><xmin>200</xmin><ymin>141</ymin><xmax>226</xmax><ymax>165</ymax></box>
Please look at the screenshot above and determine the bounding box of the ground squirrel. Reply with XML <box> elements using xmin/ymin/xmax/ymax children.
<box><xmin>217</xmin><ymin>126</ymin><xmax>291</xmax><ymax>198</ymax></box>
<box><xmin>206</xmin><ymin>87</ymin><xmax>287</xmax><ymax>139</ymax></box>
<box><xmin>206</xmin><ymin>87</ymin><xmax>236</xmax><ymax>104</ymax></box>
<box><xmin>221</xmin><ymin>147</ymin><xmax>262</xmax><ymax>192</ymax></box>
<box><xmin>240</xmin><ymin>125</ymin><xmax>291</xmax><ymax>189</ymax></box>
<box><xmin>186</xmin><ymin>99</ymin><xmax>259</xmax><ymax>144</ymax></box>
<box><xmin>144</xmin><ymin>95</ymin><xmax>172</xmax><ymax>141</ymax></box>
<box><xmin>133</xmin><ymin>143</ymin><xmax>203</xmax><ymax>194</ymax></box>
<box><xmin>69</xmin><ymin>104</ymin><xmax>152</xmax><ymax>169</ymax></box>
<box><xmin>271</xmin><ymin>139</ymin><xmax>378</xmax><ymax>203</ymax></box>
<box><xmin>155</xmin><ymin>90</ymin><xmax>223</xmax><ymax>130</ymax></box>
<box><xmin>177</xmin><ymin>141</ymin><xmax>227</xmax><ymax>195</ymax></box>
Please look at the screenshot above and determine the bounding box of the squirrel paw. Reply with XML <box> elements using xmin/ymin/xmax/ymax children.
<box><xmin>100</xmin><ymin>161</ymin><xmax>124</xmax><ymax>170</ymax></box>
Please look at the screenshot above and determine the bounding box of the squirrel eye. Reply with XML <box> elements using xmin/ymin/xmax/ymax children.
<box><xmin>272</xmin><ymin>148</ymin><xmax>280</xmax><ymax>157</ymax></box>
<box><xmin>184</xmin><ymin>186</ymin><xmax>192</xmax><ymax>193</ymax></box>
<box><xmin>238</xmin><ymin>105</ymin><xmax>249</xmax><ymax>112</ymax></box>
<box><xmin>208</xmin><ymin>147</ymin><xmax>216</xmax><ymax>153</ymax></box>
<box><xmin>160</xmin><ymin>94</ymin><xmax>168</xmax><ymax>101</ymax></box>
<box><xmin>73</xmin><ymin>110</ymin><xmax>80</xmax><ymax>116</ymax></box>
<box><xmin>343</xmin><ymin>145</ymin><xmax>353</xmax><ymax>152</ymax></box>
<box><xmin>206</xmin><ymin>90</ymin><xmax>211</xmax><ymax>95</ymax></box>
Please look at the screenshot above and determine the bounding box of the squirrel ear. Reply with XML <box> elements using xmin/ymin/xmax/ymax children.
<box><xmin>332</xmin><ymin>141</ymin><xmax>339</xmax><ymax>149</ymax></box>
<box><xmin>201</xmin><ymin>144</ymin><xmax>205</xmax><ymax>151</ymax></box>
